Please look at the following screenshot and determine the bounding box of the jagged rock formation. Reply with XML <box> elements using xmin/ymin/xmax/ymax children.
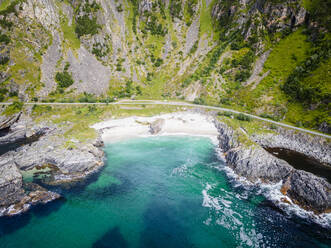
<box><xmin>0</xmin><ymin>111</ymin><xmax>104</xmax><ymax>216</ymax></box>
<box><xmin>215</xmin><ymin>121</ymin><xmax>331</xmax><ymax>214</ymax></box>
<box><xmin>252</xmin><ymin>127</ymin><xmax>331</xmax><ymax>165</ymax></box>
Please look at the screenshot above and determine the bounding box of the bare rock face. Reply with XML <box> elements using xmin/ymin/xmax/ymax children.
<box><xmin>39</xmin><ymin>31</ymin><xmax>62</xmax><ymax>97</ymax></box>
<box><xmin>11</xmin><ymin>135</ymin><xmax>104</xmax><ymax>183</ymax></box>
<box><xmin>21</xmin><ymin>0</ymin><xmax>60</xmax><ymax>29</ymax></box>
<box><xmin>285</xmin><ymin>171</ymin><xmax>331</xmax><ymax>213</ymax></box>
<box><xmin>215</xmin><ymin>121</ymin><xmax>331</xmax><ymax>214</ymax></box>
<box><xmin>149</xmin><ymin>119</ymin><xmax>165</xmax><ymax>134</ymax></box>
<box><xmin>252</xmin><ymin>128</ymin><xmax>331</xmax><ymax>166</ymax></box>
<box><xmin>226</xmin><ymin>146</ymin><xmax>293</xmax><ymax>183</ymax></box>
<box><xmin>0</xmin><ymin>157</ymin><xmax>24</xmax><ymax>208</ymax></box>
<box><xmin>67</xmin><ymin>47</ymin><xmax>111</xmax><ymax>96</ymax></box>
<box><xmin>0</xmin><ymin>112</ymin><xmax>21</xmax><ymax>130</ymax></box>
<box><xmin>139</xmin><ymin>0</ymin><xmax>153</xmax><ymax>13</ymax></box>
<box><xmin>0</xmin><ymin>182</ymin><xmax>60</xmax><ymax>217</ymax></box>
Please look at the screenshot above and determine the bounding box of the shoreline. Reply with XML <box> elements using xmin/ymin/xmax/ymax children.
<box><xmin>0</xmin><ymin>110</ymin><xmax>330</xmax><ymax>229</ymax></box>
<box><xmin>92</xmin><ymin>112</ymin><xmax>219</xmax><ymax>144</ymax></box>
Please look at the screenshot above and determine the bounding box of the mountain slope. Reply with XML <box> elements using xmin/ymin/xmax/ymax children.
<box><xmin>0</xmin><ymin>0</ymin><xmax>330</xmax><ymax>133</ymax></box>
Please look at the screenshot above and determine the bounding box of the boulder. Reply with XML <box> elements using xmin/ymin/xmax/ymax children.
<box><xmin>149</xmin><ymin>119</ymin><xmax>165</xmax><ymax>135</ymax></box>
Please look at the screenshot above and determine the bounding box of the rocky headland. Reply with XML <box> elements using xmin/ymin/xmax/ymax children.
<box><xmin>0</xmin><ymin>112</ymin><xmax>104</xmax><ymax>217</ymax></box>
<box><xmin>215</xmin><ymin>121</ymin><xmax>331</xmax><ymax>214</ymax></box>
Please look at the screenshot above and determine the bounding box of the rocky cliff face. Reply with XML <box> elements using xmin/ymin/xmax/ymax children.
<box><xmin>252</xmin><ymin>126</ymin><xmax>331</xmax><ymax>165</ymax></box>
<box><xmin>0</xmin><ymin>111</ymin><xmax>104</xmax><ymax>216</ymax></box>
<box><xmin>212</xmin><ymin>0</ymin><xmax>307</xmax><ymax>51</ymax></box>
<box><xmin>215</xmin><ymin>120</ymin><xmax>331</xmax><ymax>214</ymax></box>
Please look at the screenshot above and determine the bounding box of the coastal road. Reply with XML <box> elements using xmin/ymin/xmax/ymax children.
<box><xmin>1</xmin><ymin>100</ymin><xmax>330</xmax><ymax>139</ymax></box>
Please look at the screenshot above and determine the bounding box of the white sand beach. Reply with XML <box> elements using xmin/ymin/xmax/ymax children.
<box><xmin>92</xmin><ymin>112</ymin><xmax>218</xmax><ymax>143</ymax></box>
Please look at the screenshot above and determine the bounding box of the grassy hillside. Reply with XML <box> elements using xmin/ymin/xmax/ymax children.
<box><xmin>0</xmin><ymin>0</ymin><xmax>329</xmax><ymax>133</ymax></box>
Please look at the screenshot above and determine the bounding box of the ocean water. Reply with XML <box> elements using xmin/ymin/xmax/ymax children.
<box><xmin>0</xmin><ymin>136</ymin><xmax>330</xmax><ymax>248</ymax></box>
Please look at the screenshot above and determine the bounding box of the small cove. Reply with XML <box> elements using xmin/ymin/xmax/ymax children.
<box><xmin>0</xmin><ymin>136</ymin><xmax>330</xmax><ymax>247</ymax></box>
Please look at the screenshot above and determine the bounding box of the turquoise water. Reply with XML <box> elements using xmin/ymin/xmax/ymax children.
<box><xmin>0</xmin><ymin>136</ymin><xmax>330</xmax><ymax>248</ymax></box>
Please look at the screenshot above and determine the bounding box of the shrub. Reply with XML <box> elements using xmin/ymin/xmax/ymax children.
<box><xmin>235</xmin><ymin>113</ymin><xmax>251</xmax><ymax>121</ymax></box>
<box><xmin>9</xmin><ymin>91</ymin><xmax>18</xmax><ymax>97</ymax></box>
<box><xmin>154</xmin><ymin>58</ymin><xmax>163</xmax><ymax>67</ymax></box>
<box><xmin>0</xmin><ymin>33</ymin><xmax>10</xmax><ymax>44</ymax></box>
<box><xmin>189</xmin><ymin>41</ymin><xmax>198</xmax><ymax>55</ymax></box>
<box><xmin>55</xmin><ymin>71</ymin><xmax>74</xmax><ymax>88</ymax></box>
<box><xmin>88</xmin><ymin>105</ymin><xmax>97</xmax><ymax>113</ymax></box>
<box><xmin>116</xmin><ymin>4</ymin><xmax>123</xmax><ymax>12</ymax></box>
<box><xmin>0</xmin><ymin>56</ymin><xmax>9</xmax><ymax>65</ymax></box>
<box><xmin>75</xmin><ymin>15</ymin><xmax>100</xmax><ymax>37</ymax></box>
<box><xmin>193</xmin><ymin>97</ymin><xmax>205</xmax><ymax>105</ymax></box>
<box><xmin>170</xmin><ymin>0</ymin><xmax>182</xmax><ymax>20</ymax></box>
<box><xmin>4</xmin><ymin>101</ymin><xmax>23</xmax><ymax>115</ymax></box>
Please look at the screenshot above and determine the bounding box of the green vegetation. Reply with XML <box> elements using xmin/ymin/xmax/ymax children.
<box><xmin>282</xmin><ymin>32</ymin><xmax>330</xmax><ymax>105</ymax></box>
<box><xmin>3</xmin><ymin>101</ymin><xmax>23</xmax><ymax>116</ymax></box>
<box><xmin>0</xmin><ymin>0</ymin><xmax>20</xmax><ymax>29</ymax></box>
<box><xmin>75</xmin><ymin>15</ymin><xmax>100</xmax><ymax>37</ymax></box>
<box><xmin>143</xmin><ymin>14</ymin><xmax>167</xmax><ymax>36</ymax></box>
<box><xmin>74</xmin><ymin>0</ymin><xmax>101</xmax><ymax>37</ymax></box>
<box><xmin>170</xmin><ymin>0</ymin><xmax>182</xmax><ymax>20</ymax></box>
<box><xmin>55</xmin><ymin>63</ymin><xmax>74</xmax><ymax>88</ymax></box>
<box><xmin>235</xmin><ymin>113</ymin><xmax>251</xmax><ymax>122</ymax></box>
<box><xmin>303</xmin><ymin>0</ymin><xmax>331</xmax><ymax>30</ymax></box>
<box><xmin>0</xmin><ymin>33</ymin><xmax>10</xmax><ymax>44</ymax></box>
<box><xmin>60</xmin><ymin>14</ymin><xmax>80</xmax><ymax>50</ymax></box>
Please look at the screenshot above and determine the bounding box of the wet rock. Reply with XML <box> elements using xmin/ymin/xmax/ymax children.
<box><xmin>0</xmin><ymin>182</ymin><xmax>60</xmax><ymax>217</ymax></box>
<box><xmin>286</xmin><ymin>171</ymin><xmax>331</xmax><ymax>214</ymax></box>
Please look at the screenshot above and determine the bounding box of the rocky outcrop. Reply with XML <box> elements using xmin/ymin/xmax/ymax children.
<box><xmin>0</xmin><ymin>116</ymin><xmax>104</xmax><ymax>217</ymax></box>
<box><xmin>0</xmin><ymin>182</ymin><xmax>60</xmax><ymax>217</ymax></box>
<box><xmin>149</xmin><ymin>118</ymin><xmax>165</xmax><ymax>134</ymax></box>
<box><xmin>252</xmin><ymin>127</ymin><xmax>331</xmax><ymax>166</ymax></box>
<box><xmin>0</xmin><ymin>157</ymin><xmax>24</xmax><ymax>208</ymax></box>
<box><xmin>212</xmin><ymin>0</ymin><xmax>307</xmax><ymax>51</ymax></box>
<box><xmin>215</xmin><ymin>121</ymin><xmax>331</xmax><ymax>213</ymax></box>
<box><xmin>0</xmin><ymin>112</ymin><xmax>21</xmax><ymax>130</ymax></box>
<box><xmin>67</xmin><ymin>47</ymin><xmax>111</xmax><ymax>96</ymax></box>
<box><xmin>284</xmin><ymin>171</ymin><xmax>331</xmax><ymax>213</ymax></box>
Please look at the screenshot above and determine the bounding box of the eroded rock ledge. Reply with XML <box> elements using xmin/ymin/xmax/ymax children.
<box><xmin>0</xmin><ymin>114</ymin><xmax>104</xmax><ymax>217</ymax></box>
<box><xmin>215</xmin><ymin>121</ymin><xmax>331</xmax><ymax>214</ymax></box>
